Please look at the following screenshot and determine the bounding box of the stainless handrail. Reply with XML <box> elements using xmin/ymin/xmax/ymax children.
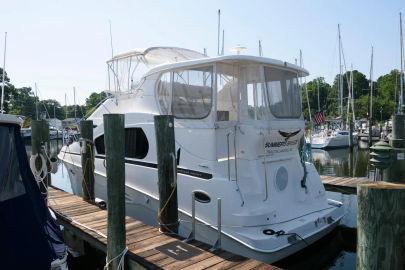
<box><xmin>226</xmin><ymin>131</ymin><xmax>233</xmax><ymax>181</ymax></box>
<box><xmin>233</xmin><ymin>126</ymin><xmax>238</xmax><ymax>183</ymax></box>
<box><xmin>261</xmin><ymin>132</ymin><xmax>269</xmax><ymax>201</ymax></box>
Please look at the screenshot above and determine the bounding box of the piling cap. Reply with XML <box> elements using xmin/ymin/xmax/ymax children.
<box><xmin>370</xmin><ymin>140</ymin><xmax>393</xmax><ymax>170</ymax></box>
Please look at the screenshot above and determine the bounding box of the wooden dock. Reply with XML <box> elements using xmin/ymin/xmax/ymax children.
<box><xmin>48</xmin><ymin>187</ymin><xmax>280</xmax><ymax>270</ymax></box>
<box><xmin>320</xmin><ymin>175</ymin><xmax>372</xmax><ymax>194</ymax></box>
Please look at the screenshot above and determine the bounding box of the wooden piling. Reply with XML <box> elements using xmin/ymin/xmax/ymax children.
<box><xmin>80</xmin><ymin>120</ymin><xmax>95</xmax><ymax>202</ymax></box>
<box><xmin>103</xmin><ymin>114</ymin><xmax>126</xmax><ymax>270</ymax></box>
<box><xmin>357</xmin><ymin>182</ymin><xmax>405</xmax><ymax>270</ymax></box>
<box><xmin>31</xmin><ymin>120</ymin><xmax>50</xmax><ymax>198</ymax></box>
<box><xmin>154</xmin><ymin>115</ymin><xmax>178</xmax><ymax>234</ymax></box>
<box><xmin>31</xmin><ymin>120</ymin><xmax>42</xmax><ymax>158</ymax></box>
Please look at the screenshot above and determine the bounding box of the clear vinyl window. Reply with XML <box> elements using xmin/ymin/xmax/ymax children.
<box><xmin>264</xmin><ymin>67</ymin><xmax>301</xmax><ymax>118</ymax></box>
<box><xmin>157</xmin><ymin>66</ymin><xmax>213</xmax><ymax>119</ymax></box>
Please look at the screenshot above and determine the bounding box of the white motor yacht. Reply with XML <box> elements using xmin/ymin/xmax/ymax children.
<box><xmin>58</xmin><ymin>47</ymin><xmax>344</xmax><ymax>263</ymax></box>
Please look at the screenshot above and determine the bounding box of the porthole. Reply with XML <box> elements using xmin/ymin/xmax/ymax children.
<box><xmin>193</xmin><ymin>191</ymin><xmax>211</xmax><ymax>203</ymax></box>
<box><xmin>275</xmin><ymin>166</ymin><xmax>288</xmax><ymax>191</ymax></box>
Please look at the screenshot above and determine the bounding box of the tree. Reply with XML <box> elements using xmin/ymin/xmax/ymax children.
<box><xmin>302</xmin><ymin>77</ymin><xmax>332</xmax><ymax>121</ymax></box>
<box><xmin>41</xmin><ymin>99</ymin><xmax>64</xmax><ymax>119</ymax></box>
<box><xmin>85</xmin><ymin>91</ymin><xmax>107</xmax><ymax>116</ymax></box>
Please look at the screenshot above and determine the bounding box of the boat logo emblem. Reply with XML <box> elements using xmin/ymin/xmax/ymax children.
<box><xmin>278</xmin><ymin>130</ymin><xmax>301</xmax><ymax>142</ymax></box>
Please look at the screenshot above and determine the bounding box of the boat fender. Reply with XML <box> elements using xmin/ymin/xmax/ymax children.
<box><xmin>49</xmin><ymin>156</ymin><xmax>59</xmax><ymax>174</ymax></box>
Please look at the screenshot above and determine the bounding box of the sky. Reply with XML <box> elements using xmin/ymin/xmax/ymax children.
<box><xmin>0</xmin><ymin>0</ymin><xmax>404</xmax><ymax>105</ymax></box>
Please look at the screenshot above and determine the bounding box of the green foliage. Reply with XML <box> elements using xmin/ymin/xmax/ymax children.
<box><xmin>302</xmin><ymin>69</ymin><xmax>401</xmax><ymax>123</ymax></box>
<box><xmin>85</xmin><ymin>91</ymin><xmax>107</xmax><ymax>116</ymax></box>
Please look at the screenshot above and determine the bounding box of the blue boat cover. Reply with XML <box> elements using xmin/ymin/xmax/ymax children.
<box><xmin>0</xmin><ymin>123</ymin><xmax>66</xmax><ymax>269</ymax></box>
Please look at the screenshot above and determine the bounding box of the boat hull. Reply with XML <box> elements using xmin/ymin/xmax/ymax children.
<box><xmin>61</xmin><ymin>158</ymin><xmax>344</xmax><ymax>264</ymax></box>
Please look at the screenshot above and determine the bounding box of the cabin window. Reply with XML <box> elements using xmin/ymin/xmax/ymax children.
<box><xmin>125</xmin><ymin>128</ymin><xmax>149</xmax><ymax>159</ymax></box>
<box><xmin>94</xmin><ymin>135</ymin><xmax>105</xmax><ymax>155</ymax></box>
<box><xmin>157</xmin><ymin>72</ymin><xmax>171</xmax><ymax>114</ymax></box>
<box><xmin>264</xmin><ymin>67</ymin><xmax>301</xmax><ymax>118</ymax></box>
<box><xmin>216</xmin><ymin>63</ymin><xmax>238</xmax><ymax>121</ymax></box>
<box><xmin>157</xmin><ymin>66</ymin><xmax>213</xmax><ymax>119</ymax></box>
<box><xmin>172</xmin><ymin>66</ymin><xmax>213</xmax><ymax>119</ymax></box>
<box><xmin>94</xmin><ymin>128</ymin><xmax>149</xmax><ymax>159</ymax></box>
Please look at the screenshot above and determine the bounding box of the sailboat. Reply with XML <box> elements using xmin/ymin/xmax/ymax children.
<box><xmin>58</xmin><ymin>46</ymin><xmax>344</xmax><ymax>263</ymax></box>
<box><xmin>311</xmin><ymin>25</ymin><xmax>358</xmax><ymax>149</ymax></box>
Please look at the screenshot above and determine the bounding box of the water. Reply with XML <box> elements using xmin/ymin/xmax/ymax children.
<box><xmin>312</xmin><ymin>147</ymin><xmax>372</xmax><ymax>178</ymax></box>
<box><xmin>29</xmin><ymin>141</ymin><xmax>362</xmax><ymax>270</ymax></box>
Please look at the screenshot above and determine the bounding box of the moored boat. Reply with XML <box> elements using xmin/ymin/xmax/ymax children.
<box><xmin>59</xmin><ymin>47</ymin><xmax>344</xmax><ymax>263</ymax></box>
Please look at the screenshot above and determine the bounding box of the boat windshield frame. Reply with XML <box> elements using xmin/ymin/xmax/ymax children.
<box><xmin>154</xmin><ymin>60</ymin><xmax>304</xmax><ymax>123</ymax></box>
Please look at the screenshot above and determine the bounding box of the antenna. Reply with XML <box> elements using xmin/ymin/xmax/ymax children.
<box><xmin>109</xmin><ymin>20</ymin><xmax>114</xmax><ymax>58</ymax></box>
<box><xmin>203</xmin><ymin>48</ymin><xmax>207</xmax><ymax>56</ymax></box>
<box><xmin>221</xmin><ymin>30</ymin><xmax>225</xmax><ymax>55</ymax></box>
<box><xmin>217</xmin><ymin>9</ymin><xmax>221</xmax><ymax>55</ymax></box>
<box><xmin>1</xmin><ymin>32</ymin><xmax>7</xmax><ymax>114</ymax></box>
<box><xmin>259</xmin><ymin>40</ymin><xmax>263</xmax><ymax>56</ymax></box>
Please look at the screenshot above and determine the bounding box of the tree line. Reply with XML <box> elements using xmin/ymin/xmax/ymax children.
<box><xmin>302</xmin><ymin>69</ymin><xmax>401</xmax><ymax>123</ymax></box>
<box><xmin>1</xmin><ymin>68</ymin><xmax>107</xmax><ymax>126</ymax></box>
<box><xmin>1</xmin><ymin>67</ymin><xmax>402</xmax><ymax>125</ymax></box>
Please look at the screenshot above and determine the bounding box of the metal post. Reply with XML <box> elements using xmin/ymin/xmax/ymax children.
<box><xmin>211</xmin><ymin>198</ymin><xmax>222</xmax><ymax>250</ymax></box>
<box><xmin>186</xmin><ymin>192</ymin><xmax>196</xmax><ymax>242</ymax></box>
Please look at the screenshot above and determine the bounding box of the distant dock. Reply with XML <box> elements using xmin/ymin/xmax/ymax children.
<box><xmin>48</xmin><ymin>187</ymin><xmax>280</xmax><ymax>270</ymax></box>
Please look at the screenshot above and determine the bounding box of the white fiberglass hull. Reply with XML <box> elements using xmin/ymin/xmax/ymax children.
<box><xmin>60</xmin><ymin>155</ymin><xmax>344</xmax><ymax>264</ymax></box>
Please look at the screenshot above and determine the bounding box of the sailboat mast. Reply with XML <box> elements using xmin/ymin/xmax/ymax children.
<box><xmin>368</xmin><ymin>46</ymin><xmax>374</xmax><ymax>147</ymax></box>
<box><xmin>65</xmin><ymin>93</ymin><xmax>67</xmax><ymax>119</ymax></box>
<box><xmin>34</xmin><ymin>83</ymin><xmax>38</xmax><ymax>120</ymax></box>
<box><xmin>338</xmin><ymin>24</ymin><xmax>343</xmax><ymax>116</ymax></box>
<box><xmin>73</xmin><ymin>87</ymin><xmax>76</xmax><ymax>120</ymax></box>
<box><xmin>400</xmin><ymin>12</ymin><xmax>404</xmax><ymax>114</ymax></box>
<box><xmin>317</xmin><ymin>78</ymin><xmax>320</xmax><ymax>111</ymax></box>
<box><xmin>351</xmin><ymin>68</ymin><xmax>355</xmax><ymax>122</ymax></box>
<box><xmin>300</xmin><ymin>50</ymin><xmax>312</xmax><ymax>125</ymax></box>
<box><xmin>1</xmin><ymin>32</ymin><xmax>7</xmax><ymax>114</ymax></box>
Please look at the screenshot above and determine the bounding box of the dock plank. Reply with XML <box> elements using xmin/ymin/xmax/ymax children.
<box><xmin>320</xmin><ymin>175</ymin><xmax>372</xmax><ymax>194</ymax></box>
<box><xmin>47</xmin><ymin>186</ymin><xmax>275</xmax><ymax>269</ymax></box>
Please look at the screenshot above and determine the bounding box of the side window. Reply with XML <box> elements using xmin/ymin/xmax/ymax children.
<box><xmin>157</xmin><ymin>72</ymin><xmax>171</xmax><ymax>114</ymax></box>
<box><xmin>172</xmin><ymin>66</ymin><xmax>213</xmax><ymax>119</ymax></box>
<box><xmin>125</xmin><ymin>128</ymin><xmax>149</xmax><ymax>159</ymax></box>
<box><xmin>94</xmin><ymin>135</ymin><xmax>105</xmax><ymax>154</ymax></box>
<box><xmin>94</xmin><ymin>128</ymin><xmax>149</xmax><ymax>159</ymax></box>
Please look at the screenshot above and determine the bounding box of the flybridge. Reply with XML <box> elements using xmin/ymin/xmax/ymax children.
<box><xmin>106</xmin><ymin>46</ymin><xmax>309</xmax><ymax>93</ymax></box>
<box><xmin>106</xmin><ymin>47</ymin><xmax>207</xmax><ymax>92</ymax></box>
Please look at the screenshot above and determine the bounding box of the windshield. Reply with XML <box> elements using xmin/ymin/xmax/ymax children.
<box><xmin>264</xmin><ymin>67</ymin><xmax>301</xmax><ymax>118</ymax></box>
<box><xmin>216</xmin><ymin>63</ymin><xmax>301</xmax><ymax>122</ymax></box>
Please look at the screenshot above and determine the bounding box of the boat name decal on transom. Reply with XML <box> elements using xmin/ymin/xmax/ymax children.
<box><xmin>265</xmin><ymin>140</ymin><xmax>298</xmax><ymax>148</ymax></box>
